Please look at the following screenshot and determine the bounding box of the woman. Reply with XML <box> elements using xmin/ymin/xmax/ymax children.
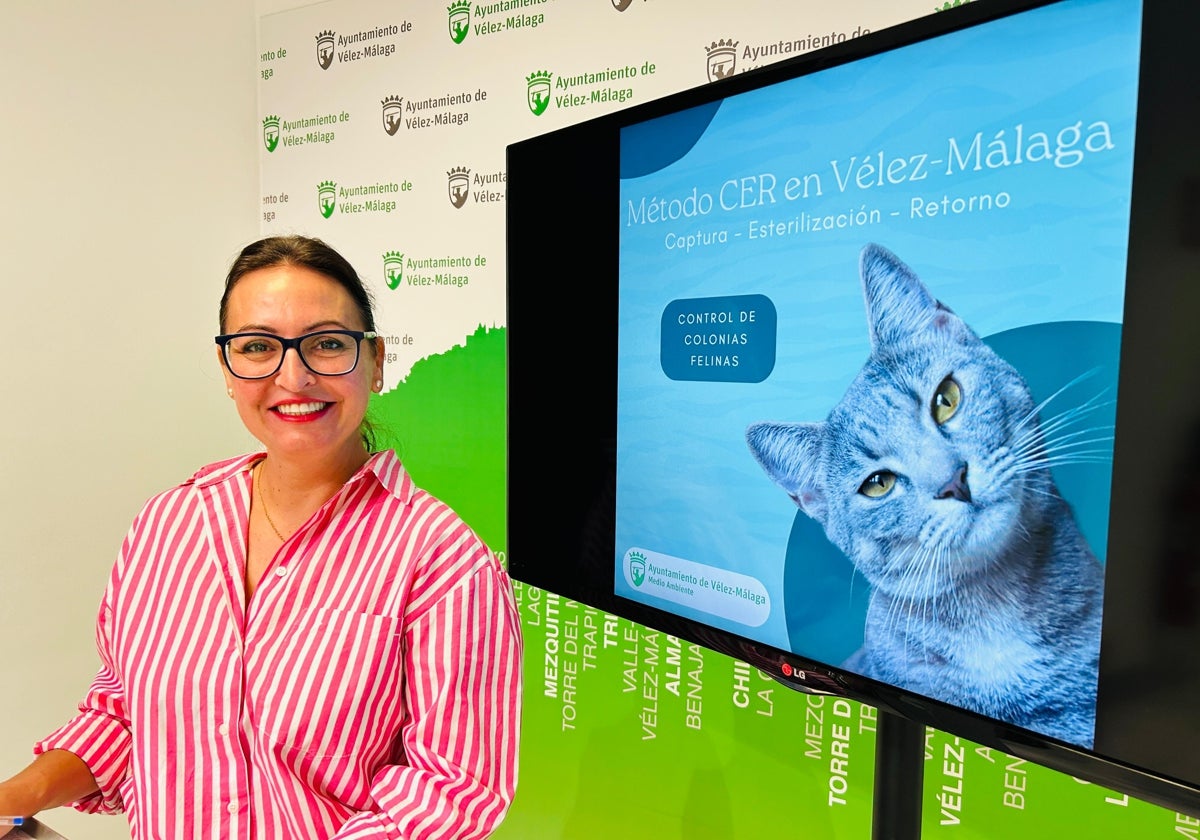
<box><xmin>0</xmin><ymin>236</ymin><xmax>522</xmax><ymax>838</ymax></box>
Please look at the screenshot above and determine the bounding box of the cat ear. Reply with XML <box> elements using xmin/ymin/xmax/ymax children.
<box><xmin>859</xmin><ymin>243</ymin><xmax>953</xmax><ymax>349</ymax></box>
<box><xmin>746</xmin><ymin>421</ymin><xmax>828</xmax><ymax>523</ymax></box>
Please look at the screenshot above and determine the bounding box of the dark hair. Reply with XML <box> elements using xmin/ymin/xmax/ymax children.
<box><xmin>220</xmin><ymin>235</ymin><xmax>383</xmax><ymax>452</ymax></box>
<box><xmin>219</xmin><ymin>235</ymin><xmax>377</xmax><ymax>333</ymax></box>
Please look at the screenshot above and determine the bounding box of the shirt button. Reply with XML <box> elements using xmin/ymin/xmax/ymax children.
<box><xmin>275</xmin><ymin>567</ymin><xmax>288</xmax><ymax>577</ymax></box>
<box><xmin>218</xmin><ymin>723</ymin><xmax>229</xmax><ymax>735</ymax></box>
<box><xmin>227</xmin><ymin>802</ymin><xmax>238</xmax><ymax>814</ymax></box>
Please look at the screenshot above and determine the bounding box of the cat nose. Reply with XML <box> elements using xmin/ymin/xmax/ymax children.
<box><xmin>936</xmin><ymin>464</ymin><xmax>971</xmax><ymax>502</ymax></box>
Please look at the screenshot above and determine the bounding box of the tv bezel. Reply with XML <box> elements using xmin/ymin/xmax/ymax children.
<box><xmin>506</xmin><ymin>0</ymin><xmax>1200</xmax><ymax>819</ymax></box>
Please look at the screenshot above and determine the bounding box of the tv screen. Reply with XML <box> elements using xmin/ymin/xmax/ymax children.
<box><xmin>507</xmin><ymin>0</ymin><xmax>1200</xmax><ymax>818</ymax></box>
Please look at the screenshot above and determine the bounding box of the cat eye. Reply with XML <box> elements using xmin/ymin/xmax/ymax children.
<box><xmin>859</xmin><ymin>470</ymin><xmax>897</xmax><ymax>498</ymax></box>
<box><xmin>931</xmin><ymin>376</ymin><xmax>962</xmax><ymax>425</ymax></box>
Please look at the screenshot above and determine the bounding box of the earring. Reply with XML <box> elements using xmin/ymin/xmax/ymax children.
<box><xmin>374</xmin><ymin>380</ymin><xmax>383</xmax><ymax>392</ymax></box>
<box><xmin>227</xmin><ymin>388</ymin><xmax>234</xmax><ymax>398</ymax></box>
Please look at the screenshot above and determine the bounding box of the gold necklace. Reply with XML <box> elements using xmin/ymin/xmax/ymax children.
<box><xmin>255</xmin><ymin>463</ymin><xmax>287</xmax><ymax>542</ymax></box>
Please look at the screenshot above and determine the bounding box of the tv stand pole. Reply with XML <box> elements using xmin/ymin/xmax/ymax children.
<box><xmin>872</xmin><ymin>709</ymin><xmax>925</xmax><ymax>840</ymax></box>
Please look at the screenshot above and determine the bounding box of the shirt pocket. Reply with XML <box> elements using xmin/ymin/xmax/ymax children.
<box><xmin>255</xmin><ymin>606</ymin><xmax>406</xmax><ymax>762</ymax></box>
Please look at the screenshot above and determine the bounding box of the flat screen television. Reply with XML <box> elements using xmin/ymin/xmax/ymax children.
<box><xmin>506</xmin><ymin>0</ymin><xmax>1200</xmax><ymax>819</ymax></box>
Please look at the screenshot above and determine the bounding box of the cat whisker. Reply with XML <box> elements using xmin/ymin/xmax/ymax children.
<box><xmin>1014</xmin><ymin>454</ymin><xmax>1114</xmax><ymax>474</ymax></box>
<box><xmin>1008</xmin><ymin>427</ymin><xmax>1114</xmax><ymax>467</ymax></box>
<box><xmin>1011</xmin><ymin>367</ymin><xmax>1107</xmax><ymax>435</ymax></box>
<box><xmin>1010</xmin><ymin>516</ymin><xmax>1035</xmax><ymax>546</ymax></box>
<box><xmin>1010</xmin><ymin>396</ymin><xmax>1114</xmax><ymax>449</ymax></box>
<box><xmin>1030</xmin><ymin>403</ymin><xmax>1116</xmax><ymax>449</ymax></box>
<box><xmin>902</xmin><ymin>543</ymin><xmax>950</xmax><ymax>678</ymax></box>
<box><xmin>1032</xmin><ymin>409</ymin><xmax>1115</xmax><ymax>451</ymax></box>
<box><xmin>1042</xmin><ymin>426</ymin><xmax>1116</xmax><ymax>447</ymax></box>
<box><xmin>846</xmin><ymin>567</ymin><xmax>861</xmax><ymax>612</ymax></box>
<box><xmin>1014</xmin><ymin>432</ymin><xmax>1116</xmax><ymax>459</ymax></box>
<box><xmin>1021</xmin><ymin>484</ymin><xmax>1067</xmax><ymax>500</ymax></box>
<box><xmin>888</xmin><ymin>542</ymin><xmax>944</xmax><ymax>610</ymax></box>
<box><xmin>1009</xmin><ymin>383</ymin><xmax>1116</xmax><ymax>471</ymax></box>
<box><xmin>1014</xmin><ymin>436</ymin><xmax>1116</xmax><ymax>465</ymax></box>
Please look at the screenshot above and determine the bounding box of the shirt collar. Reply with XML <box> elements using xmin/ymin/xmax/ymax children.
<box><xmin>188</xmin><ymin>453</ymin><xmax>261</xmax><ymax>488</ymax></box>
<box><xmin>353</xmin><ymin>449</ymin><xmax>414</xmax><ymax>504</ymax></box>
<box><xmin>188</xmin><ymin>449</ymin><xmax>413</xmax><ymax>504</ymax></box>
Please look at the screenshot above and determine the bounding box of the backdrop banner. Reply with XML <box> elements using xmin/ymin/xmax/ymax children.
<box><xmin>256</xmin><ymin>1</ymin><xmax>1189</xmax><ymax>836</ymax></box>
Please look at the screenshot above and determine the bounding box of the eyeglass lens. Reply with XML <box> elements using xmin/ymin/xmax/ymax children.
<box><xmin>225</xmin><ymin>331</ymin><xmax>361</xmax><ymax>378</ymax></box>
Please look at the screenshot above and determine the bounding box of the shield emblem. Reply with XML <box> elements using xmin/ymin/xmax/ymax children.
<box><xmin>383</xmin><ymin>253</ymin><xmax>404</xmax><ymax>289</ymax></box>
<box><xmin>707</xmin><ymin>52</ymin><xmax>734</xmax><ymax>82</ymax></box>
<box><xmin>382</xmin><ymin>98</ymin><xmax>403</xmax><ymax>136</ymax></box>
<box><xmin>263</xmin><ymin>123</ymin><xmax>279</xmax><ymax>153</ymax></box>
<box><xmin>317</xmin><ymin>182</ymin><xmax>336</xmax><ymax>219</ymax></box>
<box><xmin>527</xmin><ymin>81</ymin><xmax>551</xmax><ymax>116</ymax></box>
<box><xmin>448</xmin><ymin>9</ymin><xmax>470</xmax><ymax>44</ymax></box>
<box><xmin>629</xmin><ymin>554</ymin><xmax>646</xmax><ymax>587</ymax></box>
<box><xmin>447</xmin><ymin>170</ymin><xmax>470</xmax><ymax>208</ymax></box>
<box><xmin>316</xmin><ymin>32</ymin><xmax>335</xmax><ymax>70</ymax></box>
<box><xmin>612</xmin><ymin>0</ymin><xmax>633</xmax><ymax>9</ymax></box>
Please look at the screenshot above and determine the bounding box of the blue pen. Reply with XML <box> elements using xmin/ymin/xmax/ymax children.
<box><xmin>0</xmin><ymin>817</ymin><xmax>25</xmax><ymax>826</ymax></box>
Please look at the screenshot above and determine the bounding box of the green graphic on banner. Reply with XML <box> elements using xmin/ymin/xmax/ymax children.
<box><xmin>500</xmin><ymin>590</ymin><xmax>876</xmax><ymax>839</ymax></box>
<box><xmin>370</xmin><ymin>324</ymin><xmax>506</xmax><ymax>551</ymax></box>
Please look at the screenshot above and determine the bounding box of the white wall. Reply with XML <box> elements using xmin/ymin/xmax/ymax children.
<box><xmin>0</xmin><ymin>2</ymin><xmax>260</xmax><ymax>837</ymax></box>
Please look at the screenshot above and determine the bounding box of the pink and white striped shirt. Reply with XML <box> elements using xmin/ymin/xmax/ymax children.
<box><xmin>35</xmin><ymin>450</ymin><xmax>522</xmax><ymax>839</ymax></box>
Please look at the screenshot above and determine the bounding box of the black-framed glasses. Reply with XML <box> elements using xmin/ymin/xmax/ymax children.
<box><xmin>215</xmin><ymin>329</ymin><xmax>377</xmax><ymax>380</ymax></box>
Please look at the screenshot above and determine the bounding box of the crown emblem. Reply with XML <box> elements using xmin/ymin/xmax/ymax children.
<box><xmin>447</xmin><ymin>167</ymin><xmax>470</xmax><ymax>209</ymax></box>
<box><xmin>525</xmin><ymin>70</ymin><xmax>553</xmax><ymax>116</ymax></box>
<box><xmin>381</xmin><ymin>95</ymin><xmax>404</xmax><ymax>136</ymax></box>
<box><xmin>383</xmin><ymin>251</ymin><xmax>405</xmax><ymax>289</ymax></box>
<box><xmin>262</xmin><ymin>115</ymin><xmax>281</xmax><ymax>152</ymax></box>
<box><xmin>317</xmin><ymin>181</ymin><xmax>337</xmax><ymax>219</ymax></box>
<box><xmin>447</xmin><ymin>1</ymin><xmax>471</xmax><ymax>44</ymax></box>
<box><xmin>315</xmin><ymin>30</ymin><xmax>336</xmax><ymax>70</ymax></box>
<box><xmin>705</xmin><ymin>39</ymin><xmax>738</xmax><ymax>58</ymax></box>
<box><xmin>705</xmin><ymin>39</ymin><xmax>738</xmax><ymax>82</ymax></box>
<box><xmin>525</xmin><ymin>70</ymin><xmax>554</xmax><ymax>116</ymax></box>
<box><xmin>628</xmin><ymin>550</ymin><xmax>647</xmax><ymax>587</ymax></box>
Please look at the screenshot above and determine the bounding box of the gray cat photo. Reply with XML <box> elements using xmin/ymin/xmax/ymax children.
<box><xmin>745</xmin><ymin>243</ymin><xmax>1106</xmax><ymax>747</ymax></box>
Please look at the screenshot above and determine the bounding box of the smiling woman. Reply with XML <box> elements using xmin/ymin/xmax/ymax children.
<box><xmin>218</xmin><ymin>261</ymin><xmax>382</xmax><ymax>501</ymax></box>
<box><xmin>0</xmin><ymin>235</ymin><xmax>524</xmax><ymax>840</ymax></box>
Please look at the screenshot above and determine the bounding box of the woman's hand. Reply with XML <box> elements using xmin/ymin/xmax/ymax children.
<box><xmin>0</xmin><ymin>777</ymin><xmax>30</xmax><ymax>835</ymax></box>
<box><xmin>0</xmin><ymin>778</ymin><xmax>32</xmax><ymax>834</ymax></box>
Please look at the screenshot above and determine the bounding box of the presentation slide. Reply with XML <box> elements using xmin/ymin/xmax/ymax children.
<box><xmin>614</xmin><ymin>0</ymin><xmax>1140</xmax><ymax>748</ymax></box>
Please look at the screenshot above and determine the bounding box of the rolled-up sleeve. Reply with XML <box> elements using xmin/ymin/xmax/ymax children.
<box><xmin>34</xmin><ymin>587</ymin><xmax>131</xmax><ymax>815</ymax></box>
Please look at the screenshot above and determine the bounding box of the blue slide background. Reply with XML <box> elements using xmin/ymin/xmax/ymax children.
<box><xmin>613</xmin><ymin>0</ymin><xmax>1141</xmax><ymax>658</ymax></box>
